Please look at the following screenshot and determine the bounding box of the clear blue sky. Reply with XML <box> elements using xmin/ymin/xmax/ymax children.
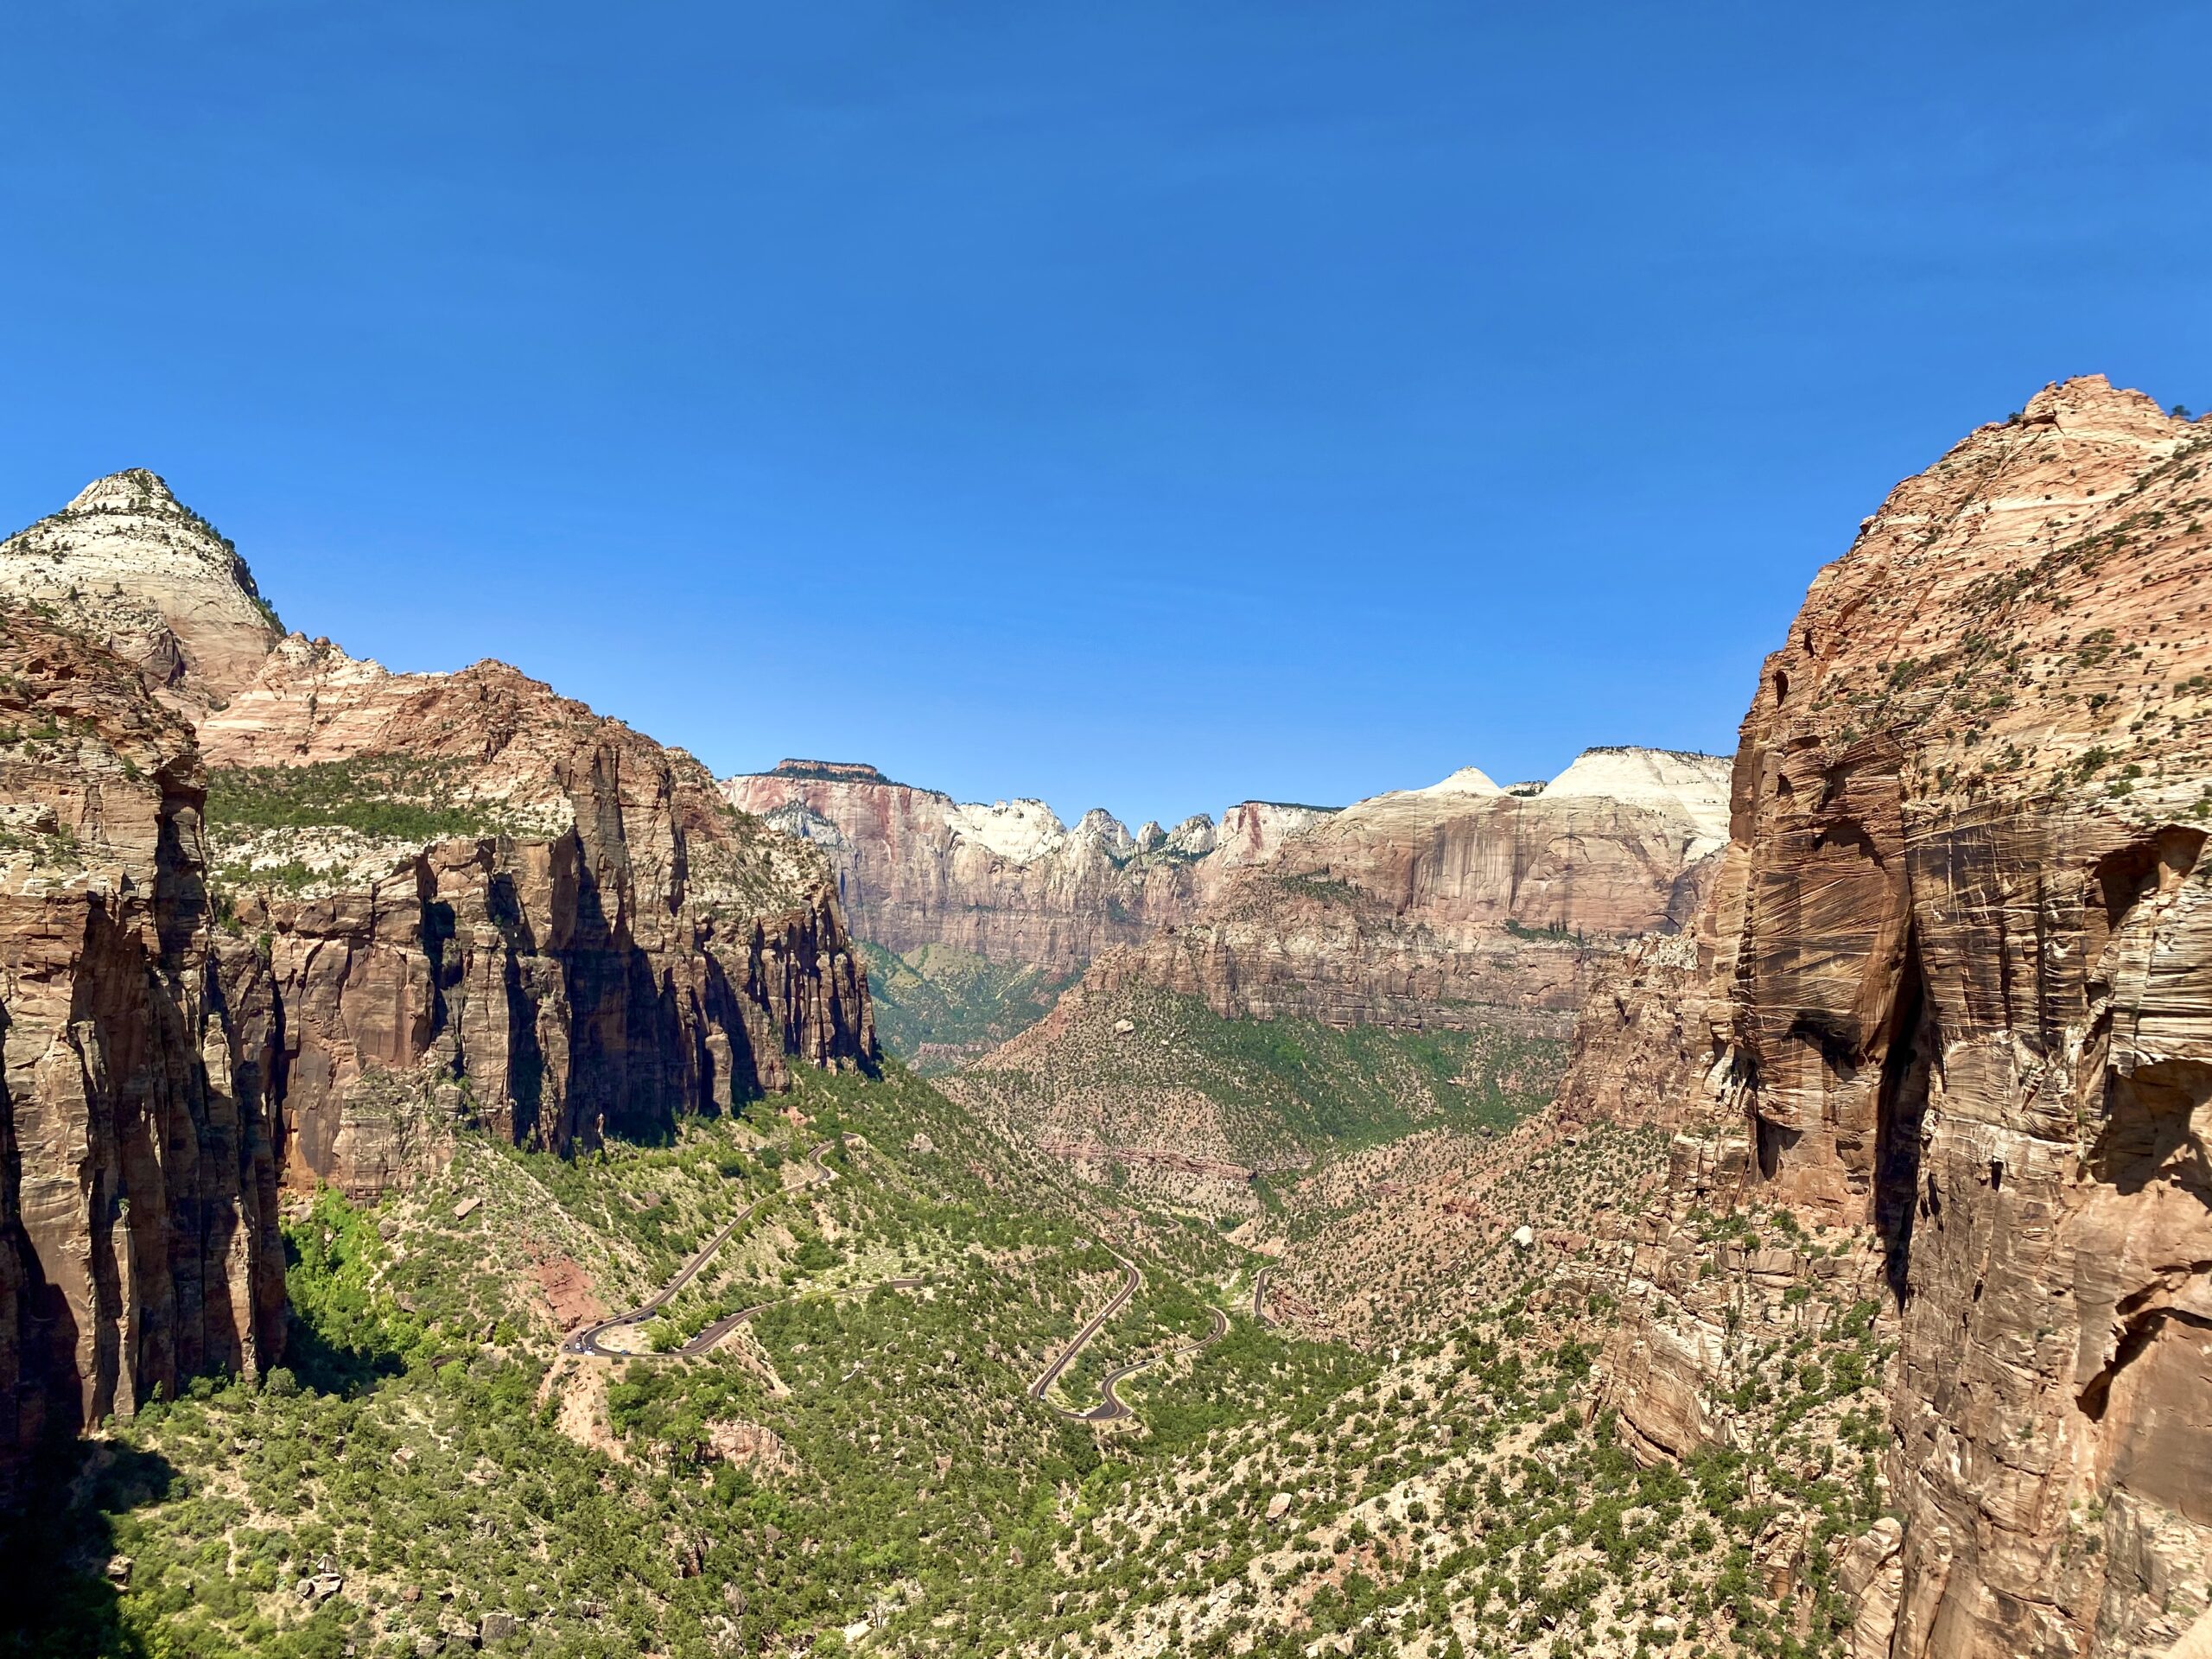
<box><xmin>3</xmin><ymin>4</ymin><xmax>2206</xmax><ymax>826</ymax></box>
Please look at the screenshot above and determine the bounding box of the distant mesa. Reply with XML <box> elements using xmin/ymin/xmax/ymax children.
<box><xmin>756</xmin><ymin>759</ymin><xmax>898</xmax><ymax>785</ymax></box>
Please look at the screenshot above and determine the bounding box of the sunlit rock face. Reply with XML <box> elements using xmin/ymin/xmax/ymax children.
<box><xmin>724</xmin><ymin>760</ymin><xmax>1332</xmax><ymax>980</ymax></box>
<box><xmin>0</xmin><ymin>470</ymin><xmax>284</xmax><ymax>715</ymax></box>
<box><xmin>1573</xmin><ymin>378</ymin><xmax>2212</xmax><ymax>1659</ymax></box>
<box><xmin>1079</xmin><ymin>748</ymin><xmax>1731</xmax><ymax>1033</ymax></box>
<box><xmin>200</xmin><ymin>642</ymin><xmax>876</xmax><ymax>1196</ymax></box>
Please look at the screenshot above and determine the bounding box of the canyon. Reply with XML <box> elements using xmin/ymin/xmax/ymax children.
<box><xmin>0</xmin><ymin>473</ymin><xmax>875</xmax><ymax>1475</ymax></box>
<box><xmin>3</xmin><ymin>377</ymin><xmax>2209</xmax><ymax>1659</ymax></box>
<box><xmin>734</xmin><ymin>745</ymin><xmax>1731</xmax><ymax>1072</ymax></box>
<box><xmin>938</xmin><ymin>747</ymin><xmax>1731</xmax><ymax>1216</ymax></box>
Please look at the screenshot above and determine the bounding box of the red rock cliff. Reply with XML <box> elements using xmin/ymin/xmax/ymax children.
<box><xmin>0</xmin><ymin>609</ymin><xmax>286</xmax><ymax>1480</ymax></box>
<box><xmin>1578</xmin><ymin>377</ymin><xmax>2212</xmax><ymax>1659</ymax></box>
<box><xmin>200</xmin><ymin>640</ymin><xmax>875</xmax><ymax>1194</ymax></box>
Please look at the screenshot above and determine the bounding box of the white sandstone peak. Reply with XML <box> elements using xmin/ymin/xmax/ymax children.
<box><xmin>66</xmin><ymin>468</ymin><xmax>182</xmax><ymax>515</ymax></box>
<box><xmin>1166</xmin><ymin>814</ymin><xmax>1218</xmax><ymax>857</ymax></box>
<box><xmin>1</xmin><ymin>467</ymin><xmax>283</xmax><ymax>709</ymax></box>
<box><xmin>945</xmin><ymin>798</ymin><xmax>1070</xmax><ymax>865</ymax></box>
<box><xmin>1545</xmin><ymin>747</ymin><xmax>1732</xmax><ymax>849</ymax></box>
<box><xmin>1074</xmin><ymin>808</ymin><xmax>1135</xmax><ymax>854</ymax></box>
<box><xmin>1414</xmin><ymin>766</ymin><xmax>1503</xmax><ymax>798</ymax></box>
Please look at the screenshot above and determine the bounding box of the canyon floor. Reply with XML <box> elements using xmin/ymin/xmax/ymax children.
<box><xmin>0</xmin><ymin>1058</ymin><xmax>1896</xmax><ymax>1659</ymax></box>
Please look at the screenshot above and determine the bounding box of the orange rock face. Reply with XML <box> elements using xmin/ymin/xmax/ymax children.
<box><xmin>1554</xmin><ymin>933</ymin><xmax>1706</xmax><ymax>1129</ymax></box>
<box><xmin>1580</xmin><ymin>378</ymin><xmax>2212</xmax><ymax>1658</ymax></box>
<box><xmin>0</xmin><ymin>610</ymin><xmax>286</xmax><ymax>1478</ymax></box>
<box><xmin>200</xmin><ymin>640</ymin><xmax>875</xmax><ymax>1193</ymax></box>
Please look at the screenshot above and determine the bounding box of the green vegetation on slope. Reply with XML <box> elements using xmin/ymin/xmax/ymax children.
<box><xmin>858</xmin><ymin>941</ymin><xmax>1075</xmax><ymax>1071</ymax></box>
<box><xmin>205</xmin><ymin>758</ymin><xmax>517</xmax><ymax>844</ymax></box>
<box><xmin>1186</xmin><ymin>1007</ymin><xmax>1558</xmax><ymax>1151</ymax></box>
<box><xmin>961</xmin><ymin>986</ymin><xmax>1565</xmax><ymax>1174</ymax></box>
<box><xmin>0</xmin><ymin>1058</ymin><xmax>1887</xmax><ymax>1659</ymax></box>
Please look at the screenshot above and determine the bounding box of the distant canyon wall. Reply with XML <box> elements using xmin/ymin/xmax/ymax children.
<box><xmin>1080</xmin><ymin>749</ymin><xmax>1732</xmax><ymax>1034</ymax></box>
<box><xmin>725</xmin><ymin>760</ymin><xmax>1329</xmax><ymax>980</ymax></box>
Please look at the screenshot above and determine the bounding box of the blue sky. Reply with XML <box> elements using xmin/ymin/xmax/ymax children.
<box><xmin>3</xmin><ymin>4</ymin><xmax>2207</xmax><ymax>826</ymax></box>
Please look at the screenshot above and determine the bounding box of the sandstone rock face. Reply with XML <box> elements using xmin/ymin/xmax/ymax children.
<box><xmin>1084</xmin><ymin>749</ymin><xmax>1731</xmax><ymax>1033</ymax></box>
<box><xmin>200</xmin><ymin>641</ymin><xmax>875</xmax><ymax>1194</ymax></box>
<box><xmin>949</xmin><ymin>750</ymin><xmax>1726</xmax><ymax>1229</ymax></box>
<box><xmin>0</xmin><ymin>609</ymin><xmax>285</xmax><ymax>1478</ymax></box>
<box><xmin>0</xmin><ymin>471</ymin><xmax>283</xmax><ymax>715</ymax></box>
<box><xmin>723</xmin><ymin>760</ymin><xmax>1332</xmax><ymax>980</ymax></box>
<box><xmin>1554</xmin><ymin>933</ymin><xmax>1705</xmax><ymax>1129</ymax></box>
<box><xmin>1573</xmin><ymin>378</ymin><xmax>2212</xmax><ymax>1658</ymax></box>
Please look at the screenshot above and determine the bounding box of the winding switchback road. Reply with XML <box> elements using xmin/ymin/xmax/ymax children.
<box><xmin>1084</xmin><ymin>1303</ymin><xmax>1229</xmax><ymax>1422</ymax></box>
<box><xmin>564</xmin><ymin>1141</ymin><xmax>841</xmax><ymax>1358</ymax></box>
<box><xmin>564</xmin><ymin>1143</ymin><xmax>1224</xmax><ymax>1427</ymax></box>
<box><xmin>1030</xmin><ymin>1248</ymin><xmax>1230</xmax><ymax>1421</ymax></box>
<box><xmin>1027</xmin><ymin>1247</ymin><xmax>1141</xmax><ymax>1408</ymax></box>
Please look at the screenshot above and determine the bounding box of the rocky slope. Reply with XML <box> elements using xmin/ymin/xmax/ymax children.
<box><xmin>1080</xmin><ymin>747</ymin><xmax>1732</xmax><ymax>1034</ymax></box>
<box><xmin>725</xmin><ymin>760</ymin><xmax>1332</xmax><ymax>980</ymax></box>
<box><xmin>1570</xmin><ymin>377</ymin><xmax>2212</xmax><ymax>1659</ymax></box>
<box><xmin>0</xmin><ymin>470</ymin><xmax>283</xmax><ymax>715</ymax></box>
<box><xmin>0</xmin><ymin>607</ymin><xmax>286</xmax><ymax>1479</ymax></box>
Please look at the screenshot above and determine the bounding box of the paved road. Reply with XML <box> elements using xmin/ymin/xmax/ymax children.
<box><xmin>563</xmin><ymin>1141</ymin><xmax>840</xmax><ymax>1358</ymax></box>
<box><xmin>1027</xmin><ymin>1247</ymin><xmax>1141</xmax><ymax>1405</ymax></box>
<box><xmin>1030</xmin><ymin>1247</ymin><xmax>1230</xmax><ymax>1422</ymax></box>
<box><xmin>1252</xmin><ymin>1267</ymin><xmax>1271</xmax><ymax>1327</ymax></box>
<box><xmin>1084</xmin><ymin>1303</ymin><xmax>1230</xmax><ymax>1421</ymax></box>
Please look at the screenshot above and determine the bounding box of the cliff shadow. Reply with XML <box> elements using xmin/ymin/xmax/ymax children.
<box><xmin>278</xmin><ymin>1231</ymin><xmax>405</xmax><ymax>1397</ymax></box>
<box><xmin>1872</xmin><ymin>925</ymin><xmax>1935</xmax><ymax>1307</ymax></box>
<box><xmin>0</xmin><ymin>1436</ymin><xmax>176</xmax><ymax>1657</ymax></box>
<box><xmin>486</xmin><ymin>869</ymin><xmax>550</xmax><ymax>1147</ymax></box>
<box><xmin>2</xmin><ymin>1001</ymin><xmax>90</xmax><ymax>1450</ymax></box>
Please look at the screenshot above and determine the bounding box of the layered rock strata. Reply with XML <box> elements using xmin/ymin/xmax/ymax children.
<box><xmin>724</xmin><ymin>760</ymin><xmax>1332</xmax><ymax>980</ymax></box>
<box><xmin>200</xmin><ymin>639</ymin><xmax>875</xmax><ymax>1195</ymax></box>
<box><xmin>1573</xmin><ymin>378</ymin><xmax>2212</xmax><ymax>1659</ymax></box>
<box><xmin>1082</xmin><ymin>748</ymin><xmax>1732</xmax><ymax>1033</ymax></box>
<box><xmin>0</xmin><ymin>608</ymin><xmax>286</xmax><ymax>1476</ymax></box>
